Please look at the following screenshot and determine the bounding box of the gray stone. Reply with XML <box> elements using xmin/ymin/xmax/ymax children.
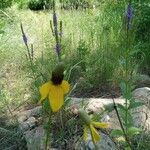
<box><xmin>132</xmin><ymin>87</ymin><xmax>150</xmax><ymax>131</ymax></box>
<box><xmin>30</xmin><ymin>106</ymin><xmax>42</xmax><ymax>117</ymax></box>
<box><xmin>19</xmin><ymin>117</ymin><xmax>37</xmax><ymax>132</ymax></box>
<box><xmin>18</xmin><ymin>106</ymin><xmax>42</xmax><ymax>122</ymax></box>
<box><xmin>25</xmin><ymin>126</ymin><xmax>46</xmax><ymax>150</ymax></box>
<box><xmin>79</xmin><ymin>132</ymin><xmax>116</xmax><ymax>150</ymax></box>
<box><xmin>18</xmin><ymin>115</ymin><xmax>28</xmax><ymax>124</ymax></box>
<box><xmin>71</xmin><ymin>97</ymin><xmax>125</xmax><ymax>114</ymax></box>
<box><xmin>136</xmin><ymin>74</ymin><xmax>150</xmax><ymax>88</ymax></box>
<box><xmin>19</xmin><ymin>122</ymin><xmax>29</xmax><ymax>132</ymax></box>
<box><xmin>26</xmin><ymin>116</ymin><xmax>36</xmax><ymax>128</ymax></box>
<box><xmin>132</xmin><ymin>87</ymin><xmax>150</xmax><ymax>108</ymax></box>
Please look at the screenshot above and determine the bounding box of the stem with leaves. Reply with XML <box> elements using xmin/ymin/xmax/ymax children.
<box><xmin>112</xmin><ymin>97</ymin><xmax>133</xmax><ymax>149</ymax></box>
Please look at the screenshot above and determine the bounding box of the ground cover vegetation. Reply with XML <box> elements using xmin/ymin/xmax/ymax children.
<box><xmin>0</xmin><ymin>0</ymin><xmax>150</xmax><ymax>149</ymax></box>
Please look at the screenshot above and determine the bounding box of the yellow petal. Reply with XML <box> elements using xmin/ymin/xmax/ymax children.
<box><xmin>48</xmin><ymin>84</ymin><xmax>64</xmax><ymax>112</ymax></box>
<box><xmin>89</xmin><ymin>124</ymin><xmax>100</xmax><ymax>143</ymax></box>
<box><xmin>60</xmin><ymin>80</ymin><xmax>70</xmax><ymax>94</ymax></box>
<box><xmin>92</xmin><ymin>122</ymin><xmax>109</xmax><ymax>129</ymax></box>
<box><xmin>83</xmin><ymin>126</ymin><xmax>88</xmax><ymax>141</ymax></box>
<box><xmin>39</xmin><ymin>81</ymin><xmax>51</xmax><ymax>103</ymax></box>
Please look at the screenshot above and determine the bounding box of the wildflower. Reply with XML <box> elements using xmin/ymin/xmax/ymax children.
<box><xmin>20</xmin><ymin>23</ymin><xmax>28</xmax><ymax>45</ymax></box>
<box><xmin>53</xmin><ymin>12</ymin><xmax>57</xmax><ymax>27</ymax></box>
<box><xmin>78</xmin><ymin>109</ymin><xmax>109</xmax><ymax>144</ymax></box>
<box><xmin>55</xmin><ymin>43</ymin><xmax>61</xmax><ymax>57</ymax></box>
<box><xmin>38</xmin><ymin>63</ymin><xmax>70</xmax><ymax>112</ymax></box>
<box><xmin>126</xmin><ymin>3</ymin><xmax>133</xmax><ymax>30</ymax></box>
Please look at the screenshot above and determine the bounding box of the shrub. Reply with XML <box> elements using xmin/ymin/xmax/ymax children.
<box><xmin>0</xmin><ymin>0</ymin><xmax>13</xmax><ymax>9</ymax></box>
<box><xmin>28</xmin><ymin>0</ymin><xmax>53</xmax><ymax>10</ymax></box>
<box><xmin>134</xmin><ymin>2</ymin><xmax>150</xmax><ymax>75</ymax></box>
<box><xmin>28</xmin><ymin>0</ymin><xmax>45</xmax><ymax>10</ymax></box>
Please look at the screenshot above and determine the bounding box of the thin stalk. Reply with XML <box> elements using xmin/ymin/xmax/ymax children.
<box><xmin>45</xmin><ymin>114</ymin><xmax>51</xmax><ymax>150</ymax></box>
<box><xmin>59</xmin><ymin>110</ymin><xmax>64</xmax><ymax>129</ymax></box>
<box><xmin>112</xmin><ymin>98</ymin><xmax>133</xmax><ymax>150</ymax></box>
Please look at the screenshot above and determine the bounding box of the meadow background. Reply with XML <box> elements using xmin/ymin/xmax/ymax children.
<box><xmin>0</xmin><ymin>0</ymin><xmax>150</xmax><ymax>149</ymax></box>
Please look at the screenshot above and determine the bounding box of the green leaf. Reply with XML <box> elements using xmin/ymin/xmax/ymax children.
<box><xmin>104</xmin><ymin>103</ymin><xmax>114</xmax><ymax>112</ymax></box>
<box><xmin>127</xmin><ymin>127</ymin><xmax>142</xmax><ymax>136</ymax></box>
<box><xmin>125</xmin><ymin>146</ymin><xmax>131</xmax><ymax>150</ymax></box>
<box><xmin>111</xmin><ymin>129</ymin><xmax>124</xmax><ymax>137</ymax></box>
<box><xmin>120</xmin><ymin>81</ymin><xmax>132</xmax><ymax>100</ymax></box>
<box><xmin>119</xmin><ymin>109</ymin><xmax>133</xmax><ymax>127</ymax></box>
<box><xmin>128</xmin><ymin>101</ymin><xmax>144</xmax><ymax>109</ymax></box>
<box><xmin>117</xmin><ymin>104</ymin><xmax>126</xmax><ymax>111</ymax></box>
<box><xmin>0</xmin><ymin>30</ymin><xmax>4</xmax><ymax>34</ymax></box>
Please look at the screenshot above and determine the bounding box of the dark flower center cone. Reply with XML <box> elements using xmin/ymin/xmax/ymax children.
<box><xmin>51</xmin><ymin>62</ymin><xmax>65</xmax><ymax>85</ymax></box>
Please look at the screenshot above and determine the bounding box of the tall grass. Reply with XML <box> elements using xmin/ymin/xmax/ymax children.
<box><xmin>0</xmin><ymin>1</ymin><xmax>140</xmax><ymax>109</ymax></box>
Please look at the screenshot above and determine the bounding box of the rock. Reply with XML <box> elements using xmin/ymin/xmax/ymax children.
<box><xmin>27</xmin><ymin>117</ymin><xmax>36</xmax><ymax>128</ymax></box>
<box><xmin>25</xmin><ymin>126</ymin><xmax>46</xmax><ymax>150</ymax></box>
<box><xmin>132</xmin><ymin>105</ymin><xmax>150</xmax><ymax>131</ymax></box>
<box><xmin>106</xmin><ymin>110</ymin><xmax>121</xmax><ymax>130</ymax></box>
<box><xmin>71</xmin><ymin>97</ymin><xmax>125</xmax><ymax>114</ymax></box>
<box><xmin>19</xmin><ymin>122</ymin><xmax>30</xmax><ymax>132</ymax></box>
<box><xmin>30</xmin><ymin>106</ymin><xmax>42</xmax><ymax>117</ymax></box>
<box><xmin>19</xmin><ymin>117</ymin><xmax>37</xmax><ymax>132</ymax></box>
<box><xmin>18</xmin><ymin>115</ymin><xmax>28</xmax><ymax>123</ymax></box>
<box><xmin>18</xmin><ymin>106</ymin><xmax>42</xmax><ymax>122</ymax></box>
<box><xmin>24</xmin><ymin>126</ymin><xmax>56</xmax><ymax>150</ymax></box>
<box><xmin>78</xmin><ymin>132</ymin><xmax>116</xmax><ymax>150</ymax></box>
<box><xmin>136</xmin><ymin>74</ymin><xmax>150</xmax><ymax>88</ymax></box>
<box><xmin>132</xmin><ymin>87</ymin><xmax>150</xmax><ymax>130</ymax></box>
<box><xmin>132</xmin><ymin>87</ymin><xmax>150</xmax><ymax>108</ymax></box>
<box><xmin>105</xmin><ymin>87</ymin><xmax>150</xmax><ymax>131</ymax></box>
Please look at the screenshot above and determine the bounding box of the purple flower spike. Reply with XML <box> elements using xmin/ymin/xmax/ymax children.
<box><xmin>23</xmin><ymin>34</ymin><xmax>28</xmax><ymax>45</ymax></box>
<box><xmin>55</xmin><ymin>43</ymin><xmax>61</xmax><ymax>56</ymax></box>
<box><xmin>127</xmin><ymin>4</ymin><xmax>133</xmax><ymax>20</ymax></box>
<box><xmin>126</xmin><ymin>3</ymin><xmax>133</xmax><ymax>30</ymax></box>
<box><xmin>53</xmin><ymin>12</ymin><xmax>57</xmax><ymax>27</ymax></box>
<box><xmin>20</xmin><ymin>23</ymin><xmax>28</xmax><ymax>45</ymax></box>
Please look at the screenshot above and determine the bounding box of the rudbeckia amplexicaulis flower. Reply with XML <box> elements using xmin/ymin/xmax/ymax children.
<box><xmin>78</xmin><ymin>109</ymin><xmax>109</xmax><ymax>144</ymax></box>
<box><xmin>38</xmin><ymin>63</ymin><xmax>70</xmax><ymax>112</ymax></box>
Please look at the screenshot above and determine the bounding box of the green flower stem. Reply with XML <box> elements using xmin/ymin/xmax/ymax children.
<box><xmin>59</xmin><ymin>110</ymin><xmax>64</xmax><ymax>129</ymax></box>
<box><xmin>45</xmin><ymin>113</ymin><xmax>51</xmax><ymax>150</ymax></box>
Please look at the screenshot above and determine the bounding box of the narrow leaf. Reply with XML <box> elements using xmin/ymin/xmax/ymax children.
<box><xmin>111</xmin><ymin>129</ymin><xmax>124</xmax><ymax>137</ymax></box>
<box><xmin>127</xmin><ymin>127</ymin><xmax>142</xmax><ymax>136</ymax></box>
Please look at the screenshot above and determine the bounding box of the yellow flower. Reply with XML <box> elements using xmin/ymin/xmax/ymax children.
<box><xmin>39</xmin><ymin>80</ymin><xmax>70</xmax><ymax>112</ymax></box>
<box><xmin>78</xmin><ymin>109</ymin><xmax>109</xmax><ymax>144</ymax></box>
<box><xmin>83</xmin><ymin>121</ymin><xmax>109</xmax><ymax>144</ymax></box>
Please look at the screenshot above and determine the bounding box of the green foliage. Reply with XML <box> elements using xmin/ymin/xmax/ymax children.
<box><xmin>0</xmin><ymin>118</ymin><xmax>27</xmax><ymax>149</ymax></box>
<box><xmin>111</xmin><ymin>129</ymin><xmax>124</xmax><ymax>137</ymax></box>
<box><xmin>0</xmin><ymin>0</ymin><xmax>13</xmax><ymax>9</ymax></box>
<box><xmin>127</xmin><ymin>127</ymin><xmax>142</xmax><ymax>136</ymax></box>
<box><xmin>0</xmin><ymin>22</ymin><xmax>5</xmax><ymax>34</ymax></box>
<box><xmin>134</xmin><ymin>1</ymin><xmax>150</xmax><ymax>75</ymax></box>
<box><xmin>135</xmin><ymin>2</ymin><xmax>150</xmax><ymax>42</ymax></box>
<box><xmin>28</xmin><ymin>0</ymin><xmax>45</xmax><ymax>10</ymax></box>
<box><xmin>15</xmin><ymin>0</ymin><xmax>29</xmax><ymax>9</ymax></box>
<box><xmin>59</xmin><ymin>0</ymin><xmax>98</xmax><ymax>9</ymax></box>
<box><xmin>28</xmin><ymin>0</ymin><xmax>54</xmax><ymax>10</ymax></box>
